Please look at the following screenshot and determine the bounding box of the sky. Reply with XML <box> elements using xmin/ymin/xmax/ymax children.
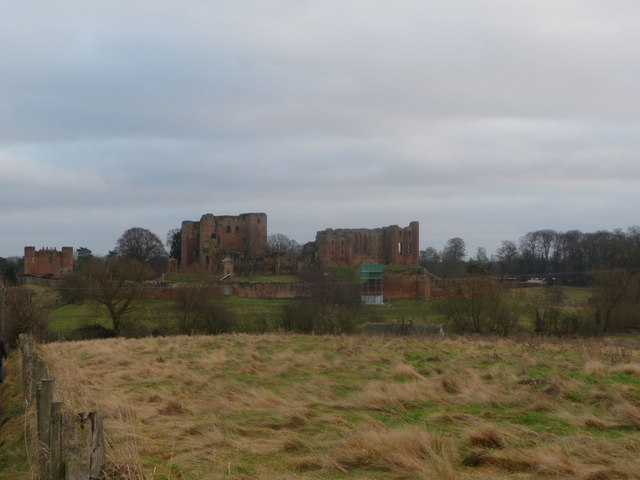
<box><xmin>2</xmin><ymin>0</ymin><xmax>640</xmax><ymax>259</ymax></box>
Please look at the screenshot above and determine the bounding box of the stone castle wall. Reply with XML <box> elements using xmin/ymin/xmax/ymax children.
<box><xmin>181</xmin><ymin>213</ymin><xmax>267</xmax><ymax>272</ymax></box>
<box><xmin>23</xmin><ymin>246</ymin><xmax>73</xmax><ymax>276</ymax></box>
<box><xmin>314</xmin><ymin>221</ymin><xmax>419</xmax><ymax>268</ymax></box>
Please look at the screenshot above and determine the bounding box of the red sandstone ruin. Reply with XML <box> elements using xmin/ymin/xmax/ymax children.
<box><xmin>180</xmin><ymin>213</ymin><xmax>268</xmax><ymax>274</ymax></box>
<box><xmin>310</xmin><ymin>222</ymin><xmax>420</xmax><ymax>268</ymax></box>
<box><xmin>23</xmin><ymin>246</ymin><xmax>74</xmax><ymax>277</ymax></box>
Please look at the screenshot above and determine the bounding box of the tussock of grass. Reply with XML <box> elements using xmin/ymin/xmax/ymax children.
<box><xmin>609</xmin><ymin>362</ymin><xmax>640</xmax><ymax>374</ymax></box>
<box><xmin>464</xmin><ymin>425</ymin><xmax>505</xmax><ymax>448</ymax></box>
<box><xmin>341</xmin><ymin>380</ymin><xmax>430</xmax><ymax>411</ymax></box>
<box><xmin>612</xmin><ymin>400</ymin><xmax>640</xmax><ymax>428</ymax></box>
<box><xmin>585</xmin><ymin>360</ymin><xmax>607</xmax><ymax>376</ymax></box>
<box><xmin>392</xmin><ymin>363</ymin><xmax>423</xmax><ymax>380</ymax></box>
<box><xmin>332</xmin><ymin>425</ymin><xmax>459</xmax><ymax>477</ymax></box>
<box><xmin>36</xmin><ymin>334</ymin><xmax>640</xmax><ymax>479</ymax></box>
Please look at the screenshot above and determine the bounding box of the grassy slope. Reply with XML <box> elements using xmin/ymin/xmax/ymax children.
<box><xmin>40</xmin><ymin>334</ymin><xmax>640</xmax><ymax>480</ymax></box>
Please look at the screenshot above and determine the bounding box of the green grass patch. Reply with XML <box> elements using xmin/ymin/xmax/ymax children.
<box><xmin>328</xmin><ymin>266</ymin><xmax>359</xmax><ymax>283</ymax></box>
<box><xmin>48</xmin><ymin>302</ymin><xmax>113</xmax><ymax>331</ymax></box>
<box><xmin>238</xmin><ymin>274</ymin><xmax>301</xmax><ymax>283</ymax></box>
<box><xmin>361</xmin><ymin>298</ymin><xmax>446</xmax><ymax>324</ymax></box>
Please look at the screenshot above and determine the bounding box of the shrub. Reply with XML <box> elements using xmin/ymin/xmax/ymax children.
<box><xmin>174</xmin><ymin>284</ymin><xmax>236</xmax><ymax>335</ymax></box>
<box><xmin>4</xmin><ymin>286</ymin><xmax>55</xmax><ymax>345</ymax></box>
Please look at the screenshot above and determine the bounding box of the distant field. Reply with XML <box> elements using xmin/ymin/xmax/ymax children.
<box><xmin>164</xmin><ymin>274</ymin><xmax>301</xmax><ymax>283</ymax></box>
<box><xmin>46</xmin><ymin>297</ymin><xmax>449</xmax><ymax>337</ymax></box>
<box><xmin>48</xmin><ymin>302</ymin><xmax>113</xmax><ymax>332</ymax></box>
<box><xmin>46</xmin><ymin>285</ymin><xmax>594</xmax><ymax>337</ymax></box>
<box><xmin>37</xmin><ymin>334</ymin><xmax>640</xmax><ymax>480</ymax></box>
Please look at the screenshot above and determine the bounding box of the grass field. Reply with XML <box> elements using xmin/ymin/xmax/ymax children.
<box><xmin>165</xmin><ymin>274</ymin><xmax>301</xmax><ymax>283</ymax></box>
<box><xmin>45</xmin><ymin>285</ymin><xmax>593</xmax><ymax>338</ymax></box>
<box><xmin>30</xmin><ymin>333</ymin><xmax>640</xmax><ymax>480</ymax></box>
<box><xmin>45</xmin><ymin>297</ymin><xmax>448</xmax><ymax>338</ymax></box>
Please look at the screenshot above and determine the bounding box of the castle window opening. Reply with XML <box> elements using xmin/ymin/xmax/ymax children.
<box><xmin>211</xmin><ymin>233</ymin><xmax>216</xmax><ymax>239</ymax></box>
<box><xmin>398</xmin><ymin>242</ymin><xmax>402</xmax><ymax>254</ymax></box>
<box><xmin>408</xmin><ymin>243</ymin><xmax>412</xmax><ymax>254</ymax></box>
<box><xmin>235</xmin><ymin>226</ymin><xmax>240</xmax><ymax>232</ymax></box>
<box><xmin>226</xmin><ymin>225</ymin><xmax>231</xmax><ymax>233</ymax></box>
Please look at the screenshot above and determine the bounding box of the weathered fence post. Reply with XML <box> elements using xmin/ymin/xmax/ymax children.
<box><xmin>49</xmin><ymin>401</ymin><xmax>64</xmax><ymax>480</ymax></box>
<box><xmin>89</xmin><ymin>411</ymin><xmax>105</xmax><ymax>479</ymax></box>
<box><xmin>61</xmin><ymin>412</ymin><xmax>104</xmax><ymax>480</ymax></box>
<box><xmin>19</xmin><ymin>334</ymin><xmax>35</xmax><ymax>401</ymax></box>
<box><xmin>37</xmin><ymin>378</ymin><xmax>55</xmax><ymax>470</ymax></box>
<box><xmin>33</xmin><ymin>356</ymin><xmax>49</xmax><ymax>398</ymax></box>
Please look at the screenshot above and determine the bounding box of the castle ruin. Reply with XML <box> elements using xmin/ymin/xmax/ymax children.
<box><xmin>308</xmin><ymin>222</ymin><xmax>419</xmax><ymax>268</ymax></box>
<box><xmin>179</xmin><ymin>213</ymin><xmax>420</xmax><ymax>276</ymax></box>
<box><xmin>181</xmin><ymin>213</ymin><xmax>268</xmax><ymax>274</ymax></box>
<box><xmin>23</xmin><ymin>246</ymin><xmax>74</xmax><ymax>277</ymax></box>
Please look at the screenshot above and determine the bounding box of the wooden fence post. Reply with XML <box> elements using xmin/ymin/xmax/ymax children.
<box><xmin>37</xmin><ymin>378</ymin><xmax>55</xmax><ymax>469</ymax></box>
<box><xmin>89</xmin><ymin>411</ymin><xmax>105</xmax><ymax>479</ymax></box>
<box><xmin>61</xmin><ymin>412</ymin><xmax>106</xmax><ymax>480</ymax></box>
<box><xmin>19</xmin><ymin>334</ymin><xmax>35</xmax><ymax>401</ymax></box>
<box><xmin>49</xmin><ymin>401</ymin><xmax>64</xmax><ymax>480</ymax></box>
<box><xmin>33</xmin><ymin>356</ymin><xmax>49</xmax><ymax>398</ymax></box>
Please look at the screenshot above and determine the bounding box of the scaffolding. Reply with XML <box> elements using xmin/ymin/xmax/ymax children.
<box><xmin>361</xmin><ymin>264</ymin><xmax>384</xmax><ymax>305</ymax></box>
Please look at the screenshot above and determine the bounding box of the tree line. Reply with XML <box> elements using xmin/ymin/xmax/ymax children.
<box><xmin>420</xmin><ymin>226</ymin><xmax>640</xmax><ymax>279</ymax></box>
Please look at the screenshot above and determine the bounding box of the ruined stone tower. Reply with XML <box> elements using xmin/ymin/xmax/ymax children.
<box><xmin>180</xmin><ymin>213</ymin><xmax>268</xmax><ymax>274</ymax></box>
<box><xmin>312</xmin><ymin>221</ymin><xmax>419</xmax><ymax>268</ymax></box>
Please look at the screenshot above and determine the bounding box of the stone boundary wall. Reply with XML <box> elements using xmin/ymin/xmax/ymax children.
<box><xmin>160</xmin><ymin>275</ymin><xmax>439</xmax><ymax>301</ymax></box>
<box><xmin>383</xmin><ymin>270</ymin><xmax>433</xmax><ymax>299</ymax></box>
<box><xmin>230</xmin><ymin>281</ymin><xmax>311</xmax><ymax>299</ymax></box>
<box><xmin>19</xmin><ymin>335</ymin><xmax>104</xmax><ymax>480</ymax></box>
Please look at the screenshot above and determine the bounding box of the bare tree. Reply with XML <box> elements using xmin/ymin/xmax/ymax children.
<box><xmin>116</xmin><ymin>227</ymin><xmax>167</xmax><ymax>263</ymax></box>
<box><xmin>166</xmin><ymin>228</ymin><xmax>181</xmax><ymax>261</ymax></box>
<box><xmin>267</xmin><ymin>233</ymin><xmax>301</xmax><ymax>257</ymax></box>
<box><xmin>496</xmin><ymin>240</ymin><xmax>518</xmax><ymax>275</ymax></box>
<box><xmin>591</xmin><ymin>269</ymin><xmax>640</xmax><ymax>332</ymax></box>
<box><xmin>83</xmin><ymin>256</ymin><xmax>152</xmax><ymax>336</ymax></box>
<box><xmin>536</xmin><ymin>229</ymin><xmax>557</xmax><ymax>273</ymax></box>
<box><xmin>475</xmin><ymin>247</ymin><xmax>489</xmax><ymax>264</ymax></box>
<box><xmin>441</xmin><ymin>237</ymin><xmax>466</xmax><ymax>277</ymax></box>
<box><xmin>419</xmin><ymin>247</ymin><xmax>442</xmax><ymax>276</ymax></box>
<box><xmin>116</xmin><ymin>227</ymin><xmax>168</xmax><ymax>276</ymax></box>
<box><xmin>268</xmin><ymin>233</ymin><xmax>301</xmax><ymax>274</ymax></box>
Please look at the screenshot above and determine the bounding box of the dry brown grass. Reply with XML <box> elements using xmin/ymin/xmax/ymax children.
<box><xmin>392</xmin><ymin>362</ymin><xmax>423</xmax><ymax>380</ymax></box>
<box><xmin>610</xmin><ymin>362</ymin><xmax>640</xmax><ymax>374</ymax></box>
<box><xmin>463</xmin><ymin>425</ymin><xmax>505</xmax><ymax>449</ymax></box>
<box><xmin>331</xmin><ymin>425</ymin><xmax>459</xmax><ymax>478</ymax></box>
<box><xmin>585</xmin><ymin>360</ymin><xmax>607</xmax><ymax>376</ymax></box>
<box><xmin>36</xmin><ymin>334</ymin><xmax>640</xmax><ymax>480</ymax></box>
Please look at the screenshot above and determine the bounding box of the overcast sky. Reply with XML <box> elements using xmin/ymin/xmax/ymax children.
<box><xmin>2</xmin><ymin>0</ymin><xmax>639</xmax><ymax>258</ymax></box>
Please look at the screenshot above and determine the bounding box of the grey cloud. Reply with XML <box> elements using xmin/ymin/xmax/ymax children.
<box><xmin>2</xmin><ymin>1</ymin><xmax>640</xmax><ymax>257</ymax></box>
